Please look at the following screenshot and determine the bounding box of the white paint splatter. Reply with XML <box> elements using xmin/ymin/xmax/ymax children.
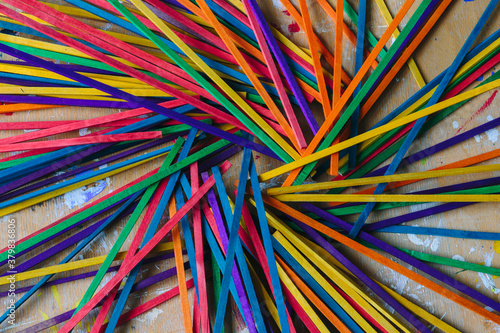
<box><xmin>24</xmin><ymin>129</ymin><xmax>39</xmax><ymax>133</ymax></box>
<box><xmin>486</xmin><ymin>128</ymin><xmax>499</xmax><ymax>143</ymax></box>
<box><xmin>135</xmin><ymin>307</ymin><xmax>164</xmax><ymax>323</ymax></box>
<box><xmin>452</xmin><ymin>255</ymin><xmax>465</xmax><ymax>261</ymax></box>
<box><xmin>430</xmin><ymin>237</ymin><xmax>441</xmax><ymax>252</ymax></box>
<box><xmin>63</xmin><ymin>181</ymin><xmax>107</xmax><ymax>209</ymax></box>
<box><xmin>485</xmin><ymin>252</ymin><xmax>495</xmax><ymax>267</ymax></box>
<box><xmin>488</xmin><ymin>115</ymin><xmax>494</xmax><ymax>121</ymax></box>
<box><xmin>79</xmin><ymin>128</ymin><xmax>91</xmax><ymax>136</ymax></box>
<box><xmin>478</xmin><ymin>272</ymin><xmax>500</xmax><ymax>294</ymax></box>
<box><xmin>470</xmin><ymin>247</ymin><xmax>476</xmax><ymax>254</ymax></box>
<box><xmin>474</xmin><ymin>134</ymin><xmax>482</xmax><ymax>143</ymax></box>
<box><xmin>409</xmin><ymin>293</ymin><xmax>422</xmax><ymax>302</ymax></box>
<box><xmin>452</xmin><ymin>121</ymin><xmax>459</xmax><ymax>129</ymax></box>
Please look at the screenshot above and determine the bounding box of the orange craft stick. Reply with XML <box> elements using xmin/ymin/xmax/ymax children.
<box><xmin>315</xmin><ymin>0</ymin><xmax>377</xmax><ymax>70</ymax></box>
<box><xmin>277</xmin><ymin>0</ymin><xmax>351</xmax><ymax>86</ymax></box>
<box><xmin>297</xmin><ymin>0</ymin><xmax>331</xmax><ymax>118</ymax></box>
<box><xmin>282</xmin><ymin>0</ymin><xmax>416</xmax><ymax>187</ymax></box>
<box><xmin>359</xmin><ymin>0</ymin><xmax>452</xmax><ymax>119</ymax></box>
<box><xmin>169</xmin><ymin>197</ymin><xmax>192</xmax><ymax>333</ymax></box>
<box><xmin>275</xmin><ymin>256</ymin><xmax>351</xmax><ymax>333</ymax></box>
<box><xmin>263</xmin><ymin>196</ymin><xmax>500</xmax><ymax>325</ymax></box>
<box><xmin>0</xmin><ymin>103</ymin><xmax>62</xmax><ymax>114</ymax></box>
<box><xmin>330</xmin><ymin>0</ymin><xmax>344</xmax><ymax>176</ymax></box>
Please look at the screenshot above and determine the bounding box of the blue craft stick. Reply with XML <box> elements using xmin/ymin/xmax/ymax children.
<box><xmin>347</xmin><ymin>0</ymin><xmax>366</xmax><ymax>170</ymax></box>
<box><xmin>271</xmin><ymin>236</ymin><xmax>364</xmax><ymax>333</ymax></box>
<box><xmin>213</xmin><ymin>141</ymin><xmax>266</xmax><ymax>333</ymax></box>
<box><xmin>348</xmin><ymin>0</ymin><xmax>500</xmax><ymax>238</ymax></box>
<box><xmin>249</xmin><ymin>158</ymin><xmax>290</xmax><ymax>333</ymax></box>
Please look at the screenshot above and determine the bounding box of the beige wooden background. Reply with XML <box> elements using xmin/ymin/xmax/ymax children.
<box><xmin>1</xmin><ymin>0</ymin><xmax>500</xmax><ymax>332</ymax></box>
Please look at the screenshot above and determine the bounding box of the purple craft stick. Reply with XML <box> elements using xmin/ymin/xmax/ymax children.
<box><xmin>17</xmin><ymin>262</ymin><xmax>190</xmax><ymax>333</ymax></box>
<box><xmin>0</xmin><ymin>133</ymin><xmax>185</xmax><ymax>201</ymax></box>
<box><xmin>0</xmin><ymin>60</ymin><xmax>127</xmax><ymax>75</ymax></box>
<box><xmin>243</xmin><ymin>0</ymin><xmax>319</xmax><ymax>133</ymax></box>
<box><xmin>302</xmin><ymin>203</ymin><xmax>500</xmax><ymax>312</ymax></box>
<box><xmin>198</xmin><ymin>144</ymin><xmax>242</xmax><ymax>172</ymax></box>
<box><xmin>0</xmin><ymin>95</ymin><xmax>136</xmax><ymax>108</ymax></box>
<box><xmin>293</xmin><ymin>218</ymin><xmax>431</xmax><ymax>333</ymax></box>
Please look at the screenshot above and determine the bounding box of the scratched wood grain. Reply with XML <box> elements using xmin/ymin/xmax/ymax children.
<box><xmin>0</xmin><ymin>0</ymin><xmax>499</xmax><ymax>332</ymax></box>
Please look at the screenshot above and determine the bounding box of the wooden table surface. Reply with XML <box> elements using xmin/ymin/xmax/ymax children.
<box><xmin>1</xmin><ymin>0</ymin><xmax>500</xmax><ymax>332</ymax></box>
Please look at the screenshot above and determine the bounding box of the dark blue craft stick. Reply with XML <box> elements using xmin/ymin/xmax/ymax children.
<box><xmin>348</xmin><ymin>0</ymin><xmax>500</xmax><ymax>238</ymax></box>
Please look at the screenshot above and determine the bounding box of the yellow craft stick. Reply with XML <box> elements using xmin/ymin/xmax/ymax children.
<box><xmin>374</xmin><ymin>0</ymin><xmax>425</xmax><ymax>87</ymax></box>
<box><xmin>274</xmin><ymin>193</ymin><xmax>500</xmax><ymax>203</ymax></box>
<box><xmin>267</xmin><ymin>164</ymin><xmax>500</xmax><ymax>195</ymax></box>
<box><xmin>259</xmin><ymin>78</ymin><xmax>500</xmax><ymax>181</ymax></box>
<box><xmin>0</xmin><ymin>155</ymin><xmax>163</xmax><ymax>216</ymax></box>
<box><xmin>273</xmin><ymin>232</ymin><xmax>378</xmax><ymax>333</ymax></box>
<box><xmin>0</xmin><ymin>242</ymin><xmax>176</xmax><ymax>285</ymax></box>
<box><xmin>297</xmin><ymin>236</ymin><xmax>412</xmax><ymax>333</ymax></box>
<box><xmin>272</xmin><ymin>217</ymin><xmax>400</xmax><ymax>333</ymax></box>
<box><xmin>274</xmin><ymin>261</ymin><xmax>331</xmax><ymax>333</ymax></box>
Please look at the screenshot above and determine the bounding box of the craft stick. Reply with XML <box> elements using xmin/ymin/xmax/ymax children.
<box><xmin>259</xmin><ymin>78</ymin><xmax>500</xmax><ymax>181</ymax></box>
<box><xmin>296</xmin><ymin>202</ymin><xmax>500</xmax><ymax>317</ymax></box>
<box><xmin>169</xmin><ymin>197</ymin><xmax>193</xmax><ymax>333</ymax></box>
<box><xmin>128</xmin><ymin>0</ymin><xmax>304</xmax><ymax>155</ymax></box>
<box><xmin>297</xmin><ymin>0</ymin><xmax>330</xmax><ymax>118</ymax></box>
<box><xmin>268</xmin><ymin>164</ymin><xmax>500</xmax><ymax>194</ymax></box>
<box><xmin>201</xmin><ymin>174</ymin><xmax>257</xmax><ymax>333</ymax></box>
<box><xmin>188</xmin><ymin>162</ymin><xmax>209</xmax><ymax>333</ymax></box>
<box><xmin>58</xmin><ymin>162</ymin><xmax>232</xmax><ymax>333</ymax></box>
<box><xmin>0</xmin><ymin>103</ymin><xmax>61</xmax><ymax>113</ymax></box>
<box><xmin>348</xmin><ymin>0</ymin><xmax>500</xmax><ymax>238</ymax></box>
<box><xmin>18</xmin><ymin>263</ymin><xmax>191</xmax><ymax>333</ymax></box>
<box><xmin>125</xmin><ymin>0</ymin><xmax>302</xmax><ymax>158</ymax></box>
<box><xmin>242</xmin><ymin>0</ymin><xmax>306</xmax><ymax>148</ymax></box>
<box><xmin>280</xmin><ymin>0</ymin><xmax>417</xmax><ymax>186</ymax></box>
<box><xmin>0</xmin><ymin>241</ymin><xmax>175</xmax><ymax>286</ymax></box>
<box><xmin>275</xmin><ymin>257</ymin><xmax>350</xmax><ymax>333</ymax></box>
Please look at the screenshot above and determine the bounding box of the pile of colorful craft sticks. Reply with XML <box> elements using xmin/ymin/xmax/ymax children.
<box><xmin>1</xmin><ymin>0</ymin><xmax>500</xmax><ymax>331</ymax></box>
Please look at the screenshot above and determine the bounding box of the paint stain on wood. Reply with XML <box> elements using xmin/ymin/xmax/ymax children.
<box><xmin>456</xmin><ymin>90</ymin><xmax>498</xmax><ymax>134</ymax></box>
<box><xmin>288</xmin><ymin>22</ymin><xmax>300</xmax><ymax>33</ymax></box>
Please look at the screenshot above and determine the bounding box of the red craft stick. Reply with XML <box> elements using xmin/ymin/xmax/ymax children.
<box><xmin>0</xmin><ymin>132</ymin><xmax>162</xmax><ymax>152</ymax></box>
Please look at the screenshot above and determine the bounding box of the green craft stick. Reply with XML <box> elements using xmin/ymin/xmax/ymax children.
<box><xmin>295</xmin><ymin>0</ymin><xmax>433</xmax><ymax>185</ymax></box>
<box><xmin>108</xmin><ymin>0</ymin><xmax>295</xmax><ymax>163</ymax></box>
<box><xmin>0</xmin><ymin>137</ymin><xmax>229</xmax><ymax>263</ymax></box>
<box><xmin>72</xmin><ymin>138</ymin><xmax>185</xmax><ymax>313</ymax></box>
<box><xmin>0</xmin><ymin>153</ymin><xmax>49</xmax><ymax>170</ymax></box>
<box><xmin>211</xmin><ymin>252</ymin><xmax>224</xmax><ymax>333</ymax></box>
